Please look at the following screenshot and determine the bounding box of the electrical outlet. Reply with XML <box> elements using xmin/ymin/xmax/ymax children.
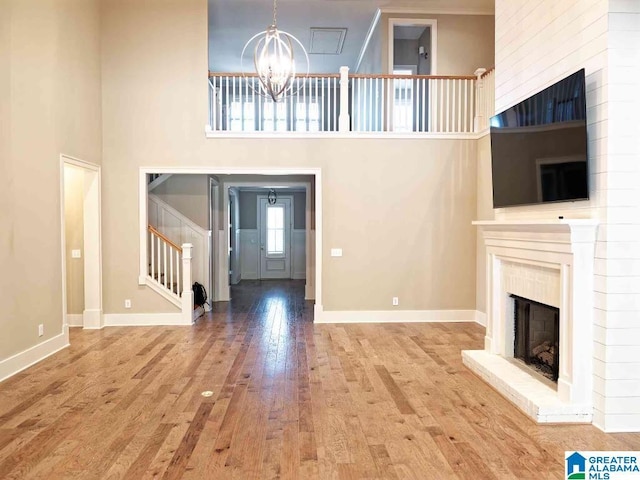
<box><xmin>392</xmin><ymin>297</ymin><xmax>399</xmax><ymax>306</ymax></box>
<box><xmin>125</xmin><ymin>299</ymin><xmax>132</xmax><ymax>309</ymax></box>
<box><xmin>38</xmin><ymin>324</ymin><xmax>44</xmax><ymax>337</ymax></box>
<box><xmin>71</xmin><ymin>249</ymin><xmax>82</xmax><ymax>259</ymax></box>
<box><xmin>331</xmin><ymin>248</ymin><xmax>343</xmax><ymax>257</ymax></box>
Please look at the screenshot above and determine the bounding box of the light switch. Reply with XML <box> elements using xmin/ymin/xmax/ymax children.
<box><xmin>71</xmin><ymin>249</ymin><xmax>82</xmax><ymax>259</ymax></box>
<box><xmin>331</xmin><ymin>248</ymin><xmax>343</xmax><ymax>257</ymax></box>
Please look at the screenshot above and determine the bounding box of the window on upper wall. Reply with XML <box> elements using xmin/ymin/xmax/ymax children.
<box><xmin>392</xmin><ymin>68</ymin><xmax>414</xmax><ymax>132</ymax></box>
<box><xmin>263</xmin><ymin>101</ymin><xmax>288</xmax><ymax>132</ymax></box>
<box><xmin>229</xmin><ymin>100</ymin><xmax>256</xmax><ymax>131</ymax></box>
<box><xmin>295</xmin><ymin>99</ymin><xmax>321</xmax><ymax>132</ymax></box>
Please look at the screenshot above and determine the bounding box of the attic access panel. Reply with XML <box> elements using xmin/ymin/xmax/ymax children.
<box><xmin>308</xmin><ymin>28</ymin><xmax>347</xmax><ymax>55</ymax></box>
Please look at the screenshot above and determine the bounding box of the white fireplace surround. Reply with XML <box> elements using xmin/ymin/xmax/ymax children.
<box><xmin>463</xmin><ymin>219</ymin><xmax>599</xmax><ymax>423</ymax></box>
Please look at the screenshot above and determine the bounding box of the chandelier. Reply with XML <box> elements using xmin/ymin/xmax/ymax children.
<box><xmin>241</xmin><ymin>0</ymin><xmax>309</xmax><ymax>102</ymax></box>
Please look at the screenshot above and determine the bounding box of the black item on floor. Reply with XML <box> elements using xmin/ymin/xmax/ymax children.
<box><xmin>192</xmin><ymin>282</ymin><xmax>207</xmax><ymax>307</ymax></box>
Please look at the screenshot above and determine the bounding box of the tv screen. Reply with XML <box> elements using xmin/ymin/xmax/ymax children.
<box><xmin>490</xmin><ymin>69</ymin><xmax>589</xmax><ymax>208</ymax></box>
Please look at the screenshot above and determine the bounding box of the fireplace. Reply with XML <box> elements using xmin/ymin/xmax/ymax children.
<box><xmin>463</xmin><ymin>220</ymin><xmax>598</xmax><ymax>424</ymax></box>
<box><xmin>512</xmin><ymin>295</ymin><xmax>559</xmax><ymax>382</ymax></box>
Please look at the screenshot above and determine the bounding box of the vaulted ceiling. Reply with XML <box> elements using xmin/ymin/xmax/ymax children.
<box><xmin>208</xmin><ymin>0</ymin><xmax>494</xmax><ymax>74</ymax></box>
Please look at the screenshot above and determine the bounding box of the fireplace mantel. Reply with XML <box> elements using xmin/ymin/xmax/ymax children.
<box><xmin>464</xmin><ymin>218</ymin><xmax>599</xmax><ymax>423</ymax></box>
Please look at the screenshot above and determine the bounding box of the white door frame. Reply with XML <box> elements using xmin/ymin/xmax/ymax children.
<box><xmin>257</xmin><ymin>194</ymin><xmax>293</xmax><ymax>279</ymax></box>
<box><xmin>388</xmin><ymin>18</ymin><xmax>438</xmax><ymax>74</ymax></box>
<box><xmin>209</xmin><ymin>176</ymin><xmax>220</xmax><ymax>302</ymax></box>
<box><xmin>60</xmin><ymin>155</ymin><xmax>103</xmax><ymax>332</ymax></box>
<box><xmin>138</xmin><ymin>167</ymin><xmax>322</xmax><ymax>315</ymax></box>
<box><xmin>220</xmin><ymin>180</ymin><xmax>313</xmax><ymax>301</ymax></box>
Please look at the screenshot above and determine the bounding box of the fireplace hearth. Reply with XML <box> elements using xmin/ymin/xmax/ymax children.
<box><xmin>513</xmin><ymin>295</ymin><xmax>559</xmax><ymax>382</ymax></box>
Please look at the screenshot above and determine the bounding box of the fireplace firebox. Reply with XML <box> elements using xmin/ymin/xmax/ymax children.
<box><xmin>512</xmin><ymin>295</ymin><xmax>560</xmax><ymax>382</ymax></box>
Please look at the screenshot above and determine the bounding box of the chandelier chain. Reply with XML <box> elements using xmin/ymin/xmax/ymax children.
<box><xmin>272</xmin><ymin>0</ymin><xmax>277</xmax><ymax>26</ymax></box>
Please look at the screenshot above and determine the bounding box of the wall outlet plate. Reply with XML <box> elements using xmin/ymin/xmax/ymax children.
<box><xmin>38</xmin><ymin>324</ymin><xmax>44</xmax><ymax>336</ymax></box>
<box><xmin>125</xmin><ymin>299</ymin><xmax>132</xmax><ymax>309</ymax></box>
<box><xmin>71</xmin><ymin>249</ymin><xmax>82</xmax><ymax>259</ymax></box>
<box><xmin>331</xmin><ymin>248</ymin><xmax>343</xmax><ymax>257</ymax></box>
<box><xmin>392</xmin><ymin>297</ymin><xmax>399</xmax><ymax>306</ymax></box>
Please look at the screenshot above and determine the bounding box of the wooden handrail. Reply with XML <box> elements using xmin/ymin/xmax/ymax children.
<box><xmin>208</xmin><ymin>71</ymin><xmax>476</xmax><ymax>81</ymax></box>
<box><xmin>209</xmin><ymin>71</ymin><xmax>340</xmax><ymax>79</ymax></box>
<box><xmin>481</xmin><ymin>67</ymin><xmax>495</xmax><ymax>78</ymax></box>
<box><xmin>148</xmin><ymin>225</ymin><xmax>182</xmax><ymax>253</ymax></box>
<box><xmin>349</xmin><ymin>73</ymin><xmax>477</xmax><ymax>80</ymax></box>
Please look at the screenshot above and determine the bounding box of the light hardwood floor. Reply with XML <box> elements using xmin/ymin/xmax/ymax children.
<box><xmin>0</xmin><ymin>280</ymin><xmax>638</xmax><ymax>479</ymax></box>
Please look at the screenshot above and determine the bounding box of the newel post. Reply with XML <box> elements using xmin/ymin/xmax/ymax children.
<box><xmin>181</xmin><ymin>243</ymin><xmax>194</xmax><ymax>324</ymax></box>
<box><xmin>473</xmin><ymin>67</ymin><xmax>487</xmax><ymax>132</ymax></box>
<box><xmin>338</xmin><ymin>66</ymin><xmax>350</xmax><ymax>132</ymax></box>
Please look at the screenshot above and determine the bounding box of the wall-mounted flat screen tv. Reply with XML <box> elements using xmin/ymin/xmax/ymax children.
<box><xmin>490</xmin><ymin>69</ymin><xmax>589</xmax><ymax>208</ymax></box>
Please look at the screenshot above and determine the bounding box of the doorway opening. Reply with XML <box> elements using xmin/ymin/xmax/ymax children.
<box><xmin>388</xmin><ymin>18</ymin><xmax>437</xmax><ymax>75</ymax></box>
<box><xmin>139</xmin><ymin>169</ymin><xmax>320</xmax><ymax>318</ymax></box>
<box><xmin>219</xmin><ymin>178</ymin><xmax>315</xmax><ymax>302</ymax></box>
<box><xmin>60</xmin><ymin>155</ymin><xmax>103</xmax><ymax>332</ymax></box>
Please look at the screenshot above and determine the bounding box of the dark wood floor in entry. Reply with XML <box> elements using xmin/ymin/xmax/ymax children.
<box><xmin>0</xmin><ymin>280</ymin><xmax>638</xmax><ymax>479</ymax></box>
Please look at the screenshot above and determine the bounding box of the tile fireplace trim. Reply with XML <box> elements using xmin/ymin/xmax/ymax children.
<box><xmin>466</xmin><ymin>219</ymin><xmax>599</xmax><ymax>423</ymax></box>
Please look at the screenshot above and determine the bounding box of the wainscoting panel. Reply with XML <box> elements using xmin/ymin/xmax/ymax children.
<box><xmin>292</xmin><ymin>229</ymin><xmax>306</xmax><ymax>280</ymax></box>
<box><xmin>239</xmin><ymin>229</ymin><xmax>259</xmax><ymax>280</ymax></box>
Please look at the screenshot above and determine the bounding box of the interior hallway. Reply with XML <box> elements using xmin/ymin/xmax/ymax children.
<box><xmin>0</xmin><ymin>280</ymin><xmax>638</xmax><ymax>479</ymax></box>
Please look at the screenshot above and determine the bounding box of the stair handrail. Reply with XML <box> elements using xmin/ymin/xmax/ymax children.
<box><xmin>148</xmin><ymin>225</ymin><xmax>182</xmax><ymax>253</ymax></box>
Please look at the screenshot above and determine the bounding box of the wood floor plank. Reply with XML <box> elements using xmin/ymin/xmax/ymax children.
<box><xmin>0</xmin><ymin>279</ymin><xmax>639</xmax><ymax>479</ymax></box>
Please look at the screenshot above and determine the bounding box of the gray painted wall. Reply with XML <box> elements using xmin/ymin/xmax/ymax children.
<box><xmin>239</xmin><ymin>190</ymin><xmax>306</xmax><ymax>229</ymax></box>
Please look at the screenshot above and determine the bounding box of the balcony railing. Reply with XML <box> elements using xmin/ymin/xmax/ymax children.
<box><xmin>207</xmin><ymin>66</ymin><xmax>495</xmax><ymax>135</ymax></box>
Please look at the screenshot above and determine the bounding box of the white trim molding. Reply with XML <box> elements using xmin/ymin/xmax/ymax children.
<box><xmin>66</xmin><ymin>314</ymin><xmax>83</xmax><ymax>327</ymax></box>
<box><xmin>475</xmin><ymin>310</ymin><xmax>487</xmax><ymax>327</ymax></box>
<box><xmin>378</xmin><ymin>6</ymin><xmax>494</xmax><ymax>15</ymax></box>
<box><xmin>314</xmin><ymin>305</ymin><xmax>476</xmax><ymax>323</ymax></box>
<box><xmin>0</xmin><ymin>333</ymin><xmax>69</xmax><ymax>383</ymax></box>
<box><xmin>60</xmin><ymin>154</ymin><xmax>103</xmax><ymax>333</ymax></box>
<box><xmin>82</xmin><ymin>309</ymin><xmax>103</xmax><ymax>330</ymax></box>
<box><xmin>205</xmin><ymin>131</ymin><xmax>481</xmax><ymax>140</ymax></box>
<box><xmin>355</xmin><ymin>8</ymin><xmax>382</xmax><ymax>73</ymax></box>
<box><xmin>103</xmin><ymin>313</ymin><xmax>191</xmax><ymax>327</ymax></box>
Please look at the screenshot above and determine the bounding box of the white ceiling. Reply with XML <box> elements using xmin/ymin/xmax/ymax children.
<box><xmin>208</xmin><ymin>0</ymin><xmax>494</xmax><ymax>73</ymax></box>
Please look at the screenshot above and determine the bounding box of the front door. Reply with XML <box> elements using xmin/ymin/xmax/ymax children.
<box><xmin>258</xmin><ymin>196</ymin><xmax>292</xmax><ymax>279</ymax></box>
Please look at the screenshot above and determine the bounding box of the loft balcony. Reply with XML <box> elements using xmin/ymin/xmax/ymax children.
<box><xmin>207</xmin><ymin>67</ymin><xmax>495</xmax><ymax>136</ymax></box>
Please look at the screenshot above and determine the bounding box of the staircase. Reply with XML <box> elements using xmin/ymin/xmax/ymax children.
<box><xmin>146</xmin><ymin>225</ymin><xmax>199</xmax><ymax>324</ymax></box>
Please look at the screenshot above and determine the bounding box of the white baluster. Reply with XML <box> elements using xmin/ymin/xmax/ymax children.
<box><xmin>150</xmin><ymin>231</ymin><xmax>155</xmax><ymax>280</ymax></box>
<box><xmin>181</xmin><ymin>243</ymin><xmax>194</xmax><ymax>324</ymax></box>
<box><xmin>339</xmin><ymin>66</ymin><xmax>350</xmax><ymax>132</ymax></box>
<box><xmin>428</xmin><ymin>78</ymin><xmax>433</xmax><ymax>133</ymax></box>
<box><xmin>170</xmin><ymin>246</ymin><xmax>174</xmax><ymax>293</ymax></box>
<box><xmin>163</xmin><ymin>243</ymin><xmax>167</xmax><ymax>288</ymax></box>
<box><xmin>176</xmin><ymin>249</ymin><xmax>181</xmax><ymax>295</ymax></box>
<box><xmin>156</xmin><ymin>237</ymin><xmax>162</xmax><ymax>283</ymax></box>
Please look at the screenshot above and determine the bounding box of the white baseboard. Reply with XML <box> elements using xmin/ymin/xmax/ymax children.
<box><xmin>83</xmin><ymin>309</ymin><xmax>103</xmax><ymax>329</ymax></box>
<box><xmin>314</xmin><ymin>305</ymin><xmax>477</xmax><ymax>323</ymax></box>
<box><xmin>103</xmin><ymin>313</ymin><xmax>191</xmax><ymax>327</ymax></box>
<box><xmin>0</xmin><ymin>332</ymin><xmax>69</xmax><ymax>382</ymax></box>
<box><xmin>67</xmin><ymin>314</ymin><xmax>83</xmax><ymax>327</ymax></box>
<box><xmin>475</xmin><ymin>310</ymin><xmax>487</xmax><ymax>327</ymax></box>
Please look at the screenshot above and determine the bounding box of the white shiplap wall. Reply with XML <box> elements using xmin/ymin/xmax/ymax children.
<box><xmin>494</xmin><ymin>0</ymin><xmax>640</xmax><ymax>431</ymax></box>
<box><xmin>595</xmin><ymin>0</ymin><xmax>640</xmax><ymax>432</ymax></box>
